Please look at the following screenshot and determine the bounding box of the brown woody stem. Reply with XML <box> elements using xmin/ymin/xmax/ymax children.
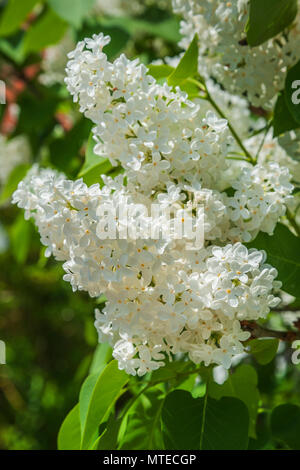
<box><xmin>241</xmin><ymin>320</ymin><xmax>300</xmax><ymax>343</ymax></box>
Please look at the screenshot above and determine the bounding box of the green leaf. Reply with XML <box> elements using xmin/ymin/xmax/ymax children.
<box><xmin>178</xmin><ymin>79</ymin><xmax>201</xmax><ymax>99</ymax></box>
<box><xmin>120</xmin><ymin>386</ymin><xmax>165</xmax><ymax>450</ymax></box>
<box><xmin>96</xmin><ymin>415</ymin><xmax>123</xmax><ymax>450</ymax></box>
<box><xmin>147</xmin><ymin>65</ymin><xmax>200</xmax><ymax>98</ymax></box>
<box><xmin>79</xmin><ymin>360</ymin><xmax>128</xmax><ymax>449</ymax></box>
<box><xmin>247</xmin><ymin>223</ymin><xmax>300</xmax><ymax>297</ymax></box>
<box><xmin>0</xmin><ymin>37</ymin><xmax>26</xmax><ymax>64</ymax></box>
<box><xmin>285</xmin><ymin>58</ymin><xmax>300</xmax><ymax>124</ymax></box>
<box><xmin>246</xmin><ymin>0</ymin><xmax>298</xmax><ymax>47</ymax></box>
<box><xmin>0</xmin><ymin>0</ymin><xmax>40</xmax><ymax>37</ymax></box>
<box><xmin>89</xmin><ymin>343</ymin><xmax>112</xmax><ymax>375</ymax></box>
<box><xmin>49</xmin><ymin>117</ymin><xmax>91</xmax><ymax>177</ymax></box>
<box><xmin>271</xmin><ymin>404</ymin><xmax>300</xmax><ymax>449</ymax></box>
<box><xmin>23</xmin><ymin>9</ymin><xmax>68</xmax><ymax>54</ymax></box>
<box><xmin>168</xmin><ymin>34</ymin><xmax>198</xmax><ymax>87</ymax></box>
<box><xmin>147</xmin><ymin>64</ymin><xmax>174</xmax><ymax>81</ymax></box>
<box><xmin>273</xmin><ymin>92</ymin><xmax>300</xmax><ymax>137</ymax></box>
<box><xmin>209</xmin><ymin>364</ymin><xmax>259</xmax><ymax>438</ymax></box>
<box><xmin>48</xmin><ymin>0</ymin><xmax>96</xmax><ymax>28</ymax></box>
<box><xmin>161</xmin><ymin>390</ymin><xmax>249</xmax><ymax>450</ymax></box>
<box><xmin>16</xmin><ymin>89</ymin><xmax>59</xmax><ymax>140</ymax></box>
<box><xmin>0</xmin><ymin>163</ymin><xmax>30</xmax><ymax>204</ymax></box>
<box><xmin>78</xmin><ymin>132</ymin><xmax>113</xmax><ymax>186</ymax></box>
<box><xmin>10</xmin><ymin>214</ymin><xmax>34</xmax><ymax>265</ymax></box>
<box><xmin>248</xmin><ymin>338</ymin><xmax>279</xmax><ymax>365</ymax></box>
<box><xmin>58</xmin><ymin>404</ymin><xmax>81</xmax><ymax>450</ymax></box>
<box><xmin>248</xmin><ymin>412</ymin><xmax>274</xmax><ymax>450</ymax></box>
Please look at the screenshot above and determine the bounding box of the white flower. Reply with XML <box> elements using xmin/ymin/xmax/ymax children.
<box><xmin>173</xmin><ymin>0</ymin><xmax>300</xmax><ymax>108</ymax></box>
<box><xmin>227</xmin><ymin>162</ymin><xmax>293</xmax><ymax>239</ymax></box>
<box><xmin>13</xmin><ymin>166</ymin><xmax>281</xmax><ymax>374</ymax></box>
<box><xmin>65</xmin><ymin>37</ymin><xmax>232</xmax><ymax>195</ymax></box>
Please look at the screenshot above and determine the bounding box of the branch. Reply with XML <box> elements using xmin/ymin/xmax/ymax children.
<box><xmin>272</xmin><ymin>305</ymin><xmax>300</xmax><ymax>313</ymax></box>
<box><xmin>241</xmin><ymin>320</ymin><xmax>300</xmax><ymax>342</ymax></box>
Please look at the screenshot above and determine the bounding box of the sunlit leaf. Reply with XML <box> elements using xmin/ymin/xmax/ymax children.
<box><xmin>79</xmin><ymin>360</ymin><xmax>128</xmax><ymax>449</ymax></box>
<box><xmin>58</xmin><ymin>404</ymin><xmax>81</xmax><ymax>450</ymax></box>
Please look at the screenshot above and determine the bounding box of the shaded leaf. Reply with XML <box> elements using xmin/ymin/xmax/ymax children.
<box><xmin>120</xmin><ymin>386</ymin><xmax>165</xmax><ymax>450</ymax></box>
<box><xmin>285</xmin><ymin>58</ymin><xmax>300</xmax><ymax>124</ymax></box>
<box><xmin>209</xmin><ymin>364</ymin><xmax>259</xmax><ymax>438</ymax></box>
<box><xmin>96</xmin><ymin>415</ymin><xmax>123</xmax><ymax>450</ymax></box>
<box><xmin>271</xmin><ymin>403</ymin><xmax>300</xmax><ymax>449</ymax></box>
<box><xmin>273</xmin><ymin>92</ymin><xmax>299</xmax><ymax>137</ymax></box>
<box><xmin>246</xmin><ymin>0</ymin><xmax>297</xmax><ymax>47</ymax></box>
<box><xmin>247</xmin><ymin>223</ymin><xmax>300</xmax><ymax>297</ymax></box>
<box><xmin>162</xmin><ymin>390</ymin><xmax>249</xmax><ymax>450</ymax></box>
<box><xmin>248</xmin><ymin>338</ymin><xmax>279</xmax><ymax>365</ymax></box>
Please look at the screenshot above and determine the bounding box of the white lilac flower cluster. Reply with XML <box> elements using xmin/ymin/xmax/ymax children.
<box><xmin>13</xmin><ymin>166</ymin><xmax>281</xmax><ymax>375</ymax></box>
<box><xmin>13</xmin><ymin>33</ymin><xmax>293</xmax><ymax>376</ymax></box>
<box><xmin>172</xmin><ymin>0</ymin><xmax>300</xmax><ymax>108</ymax></box>
<box><xmin>65</xmin><ymin>34</ymin><xmax>232</xmax><ymax>195</ymax></box>
<box><xmin>227</xmin><ymin>162</ymin><xmax>294</xmax><ymax>242</ymax></box>
<box><xmin>64</xmin><ymin>34</ymin><xmax>294</xmax><ymax>240</ymax></box>
<box><xmin>0</xmin><ymin>135</ymin><xmax>30</xmax><ymax>188</ymax></box>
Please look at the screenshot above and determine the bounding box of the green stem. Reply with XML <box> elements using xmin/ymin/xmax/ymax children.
<box><xmin>206</xmin><ymin>91</ymin><xmax>255</xmax><ymax>164</ymax></box>
<box><xmin>192</xmin><ymin>79</ymin><xmax>255</xmax><ymax>165</ymax></box>
<box><xmin>187</xmin><ymin>77</ymin><xmax>206</xmax><ymax>92</ymax></box>
<box><xmin>255</xmin><ymin>121</ymin><xmax>272</xmax><ymax>162</ymax></box>
<box><xmin>226</xmin><ymin>156</ymin><xmax>252</xmax><ymax>162</ymax></box>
